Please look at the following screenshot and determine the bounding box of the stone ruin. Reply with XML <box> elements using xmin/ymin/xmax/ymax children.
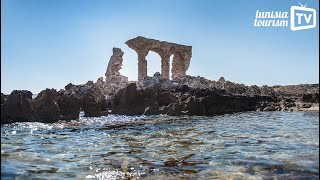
<box><xmin>2</xmin><ymin>35</ymin><xmax>319</xmax><ymax>125</ymax></box>
<box><xmin>102</xmin><ymin>36</ymin><xmax>192</xmax><ymax>95</ymax></box>
<box><xmin>102</xmin><ymin>37</ymin><xmax>278</xmax><ymax>98</ymax></box>
<box><xmin>104</xmin><ymin>48</ymin><xmax>129</xmax><ymax>96</ymax></box>
<box><xmin>126</xmin><ymin>36</ymin><xmax>192</xmax><ymax>81</ymax></box>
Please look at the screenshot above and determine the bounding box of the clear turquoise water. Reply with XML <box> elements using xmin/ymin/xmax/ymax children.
<box><xmin>1</xmin><ymin>112</ymin><xmax>319</xmax><ymax>179</ymax></box>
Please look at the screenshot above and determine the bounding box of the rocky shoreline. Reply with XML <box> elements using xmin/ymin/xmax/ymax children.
<box><xmin>1</xmin><ymin>37</ymin><xmax>318</xmax><ymax>124</ymax></box>
<box><xmin>1</xmin><ymin>75</ymin><xmax>318</xmax><ymax>124</ymax></box>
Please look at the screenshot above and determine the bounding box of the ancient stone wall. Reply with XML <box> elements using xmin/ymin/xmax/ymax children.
<box><xmin>104</xmin><ymin>48</ymin><xmax>129</xmax><ymax>96</ymax></box>
<box><xmin>125</xmin><ymin>36</ymin><xmax>192</xmax><ymax>81</ymax></box>
<box><xmin>105</xmin><ymin>48</ymin><xmax>124</xmax><ymax>77</ymax></box>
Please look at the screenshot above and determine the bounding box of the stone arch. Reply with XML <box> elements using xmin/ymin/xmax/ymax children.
<box><xmin>125</xmin><ymin>36</ymin><xmax>192</xmax><ymax>81</ymax></box>
<box><xmin>146</xmin><ymin>50</ymin><xmax>162</xmax><ymax>77</ymax></box>
<box><xmin>149</xmin><ymin>47</ymin><xmax>170</xmax><ymax>80</ymax></box>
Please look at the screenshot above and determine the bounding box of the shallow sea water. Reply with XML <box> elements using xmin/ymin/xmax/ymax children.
<box><xmin>1</xmin><ymin>111</ymin><xmax>319</xmax><ymax>179</ymax></box>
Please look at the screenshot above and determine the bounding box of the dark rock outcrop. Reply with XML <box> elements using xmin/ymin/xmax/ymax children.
<box><xmin>273</xmin><ymin>84</ymin><xmax>319</xmax><ymax>110</ymax></box>
<box><xmin>82</xmin><ymin>92</ymin><xmax>107</xmax><ymax>117</ymax></box>
<box><xmin>1</xmin><ymin>93</ymin><xmax>8</xmax><ymax>105</ymax></box>
<box><xmin>32</xmin><ymin>89</ymin><xmax>62</xmax><ymax>123</ymax></box>
<box><xmin>110</xmin><ymin>82</ymin><xmax>279</xmax><ymax>116</ymax></box>
<box><xmin>1</xmin><ymin>75</ymin><xmax>318</xmax><ymax>124</ymax></box>
<box><xmin>57</xmin><ymin>91</ymin><xmax>81</xmax><ymax>120</ymax></box>
<box><xmin>111</xmin><ymin>83</ymin><xmax>146</xmax><ymax>115</ymax></box>
<box><xmin>1</xmin><ymin>90</ymin><xmax>37</xmax><ymax>124</ymax></box>
<box><xmin>301</xmin><ymin>93</ymin><xmax>319</xmax><ymax>103</ymax></box>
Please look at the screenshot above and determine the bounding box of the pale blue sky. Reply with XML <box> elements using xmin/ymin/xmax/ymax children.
<box><xmin>1</xmin><ymin>0</ymin><xmax>319</xmax><ymax>94</ymax></box>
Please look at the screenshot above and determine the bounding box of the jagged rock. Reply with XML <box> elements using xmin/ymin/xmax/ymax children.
<box><xmin>82</xmin><ymin>92</ymin><xmax>107</xmax><ymax>117</ymax></box>
<box><xmin>279</xmin><ymin>98</ymin><xmax>296</xmax><ymax>111</ymax></box>
<box><xmin>1</xmin><ymin>93</ymin><xmax>7</xmax><ymax>105</ymax></box>
<box><xmin>96</xmin><ymin>77</ymin><xmax>104</xmax><ymax>85</ymax></box>
<box><xmin>58</xmin><ymin>79</ymin><xmax>109</xmax><ymax>118</ymax></box>
<box><xmin>218</xmin><ymin>77</ymin><xmax>225</xmax><ymax>83</ymax></box>
<box><xmin>263</xmin><ymin>105</ymin><xmax>279</xmax><ymax>111</ymax></box>
<box><xmin>2</xmin><ymin>81</ymin><xmax>319</xmax><ymax>123</ymax></box>
<box><xmin>260</xmin><ymin>85</ymin><xmax>276</xmax><ymax>97</ymax></box>
<box><xmin>63</xmin><ymin>81</ymin><xmax>104</xmax><ymax>100</ymax></box>
<box><xmin>175</xmin><ymin>76</ymin><xmax>211</xmax><ymax>89</ymax></box>
<box><xmin>1</xmin><ymin>90</ymin><xmax>37</xmax><ymax>124</ymax></box>
<box><xmin>65</xmin><ymin>83</ymin><xmax>75</xmax><ymax>91</ymax></box>
<box><xmin>157</xmin><ymin>90</ymin><xmax>175</xmax><ymax>107</ymax></box>
<box><xmin>1</xmin><ymin>89</ymin><xmax>82</xmax><ymax>124</ymax></box>
<box><xmin>92</xmin><ymin>77</ymin><xmax>109</xmax><ymax>97</ymax></box>
<box><xmin>32</xmin><ymin>89</ymin><xmax>61</xmax><ymax>122</ymax></box>
<box><xmin>201</xmin><ymin>92</ymin><xmax>262</xmax><ymax>115</ymax></box>
<box><xmin>184</xmin><ymin>96</ymin><xmax>206</xmax><ymax>115</ymax></box>
<box><xmin>244</xmin><ymin>85</ymin><xmax>261</xmax><ymax>96</ymax></box>
<box><xmin>166</xmin><ymin>102</ymin><xmax>187</xmax><ymax>116</ymax></box>
<box><xmin>175</xmin><ymin>85</ymin><xmax>190</xmax><ymax>94</ymax></box>
<box><xmin>298</xmin><ymin>103</ymin><xmax>312</xmax><ymax>108</ymax></box>
<box><xmin>301</xmin><ymin>93</ymin><xmax>319</xmax><ymax>103</ymax></box>
<box><xmin>222</xmin><ymin>81</ymin><xmax>247</xmax><ymax>94</ymax></box>
<box><xmin>110</xmin><ymin>82</ymin><xmax>279</xmax><ymax>116</ymax></box>
<box><xmin>57</xmin><ymin>91</ymin><xmax>81</xmax><ymax>120</ymax></box>
<box><xmin>137</xmin><ymin>72</ymin><xmax>162</xmax><ymax>89</ymax></box>
<box><xmin>123</xmin><ymin>83</ymin><xmax>144</xmax><ymax>106</ymax></box>
<box><xmin>85</xmin><ymin>81</ymin><xmax>94</xmax><ymax>86</ymax></box>
<box><xmin>39</xmin><ymin>81</ymin><xmax>108</xmax><ymax>119</ymax></box>
<box><xmin>111</xmin><ymin>83</ymin><xmax>145</xmax><ymax>115</ymax></box>
<box><xmin>273</xmin><ymin>84</ymin><xmax>319</xmax><ymax>98</ymax></box>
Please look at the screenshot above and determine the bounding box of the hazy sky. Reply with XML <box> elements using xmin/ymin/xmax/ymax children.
<box><xmin>1</xmin><ymin>0</ymin><xmax>319</xmax><ymax>94</ymax></box>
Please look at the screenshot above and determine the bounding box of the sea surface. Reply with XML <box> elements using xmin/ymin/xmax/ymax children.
<box><xmin>1</xmin><ymin>112</ymin><xmax>319</xmax><ymax>179</ymax></box>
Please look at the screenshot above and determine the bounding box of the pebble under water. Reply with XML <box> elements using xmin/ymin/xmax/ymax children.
<box><xmin>1</xmin><ymin>111</ymin><xmax>319</xmax><ymax>179</ymax></box>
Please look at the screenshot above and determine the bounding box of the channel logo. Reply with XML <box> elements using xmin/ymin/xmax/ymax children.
<box><xmin>290</xmin><ymin>3</ymin><xmax>316</xmax><ymax>31</ymax></box>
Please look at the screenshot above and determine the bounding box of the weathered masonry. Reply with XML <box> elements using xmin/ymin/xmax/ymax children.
<box><xmin>126</xmin><ymin>36</ymin><xmax>192</xmax><ymax>81</ymax></box>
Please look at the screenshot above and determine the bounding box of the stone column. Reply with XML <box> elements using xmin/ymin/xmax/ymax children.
<box><xmin>171</xmin><ymin>53</ymin><xmax>185</xmax><ymax>80</ymax></box>
<box><xmin>182</xmin><ymin>52</ymin><xmax>192</xmax><ymax>75</ymax></box>
<box><xmin>137</xmin><ymin>51</ymin><xmax>148</xmax><ymax>81</ymax></box>
<box><xmin>161</xmin><ymin>54</ymin><xmax>170</xmax><ymax>80</ymax></box>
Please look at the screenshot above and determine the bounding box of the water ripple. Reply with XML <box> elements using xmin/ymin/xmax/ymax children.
<box><xmin>1</xmin><ymin>111</ymin><xmax>319</xmax><ymax>179</ymax></box>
